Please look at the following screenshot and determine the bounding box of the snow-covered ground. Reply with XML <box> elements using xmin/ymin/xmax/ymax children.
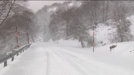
<box><xmin>0</xmin><ymin>41</ymin><xmax>134</xmax><ymax>75</ymax></box>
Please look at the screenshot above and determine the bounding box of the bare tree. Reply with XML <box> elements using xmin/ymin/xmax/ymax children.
<box><xmin>0</xmin><ymin>0</ymin><xmax>27</xmax><ymax>27</ymax></box>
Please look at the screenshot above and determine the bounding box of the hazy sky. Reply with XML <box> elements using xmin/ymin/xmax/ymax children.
<box><xmin>28</xmin><ymin>1</ymin><xmax>64</xmax><ymax>13</ymax></box>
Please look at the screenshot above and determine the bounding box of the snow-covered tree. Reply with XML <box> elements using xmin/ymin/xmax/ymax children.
<box><xmin>113</xmin><ymin>2</ymin><xmax>132</xmax><ymax>42</ymax></box>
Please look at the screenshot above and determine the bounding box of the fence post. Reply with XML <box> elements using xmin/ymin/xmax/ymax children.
<box><xmin>17</xmin><ymin>52</ymin><xmax>19</xmax><ymax>56</ymax></box>
<box><xmin>4</xmin><ymin>61</ymin><xmax>7</xmax><ymax>67</ymax></box>
<box><xmin>12</xmin><ymin>56</ymin><xmax>14</xmax><ymax>61</ymax></box>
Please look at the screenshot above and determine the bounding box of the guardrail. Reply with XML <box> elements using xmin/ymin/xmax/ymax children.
<box><xmin>0</xmin><ymin>44</ymin><xmax>31</xmax><ymax>67</ymax></box>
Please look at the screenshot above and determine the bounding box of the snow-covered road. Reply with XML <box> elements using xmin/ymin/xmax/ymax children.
<box><xmin>0</xmin><ymin>42</ymin><xmax>134</xmax><ymax>75</ymax></box>
<box><xmin>45</xmin><ymin>47</ymin><xmax>133</xmax><ymax>75</ymax></box>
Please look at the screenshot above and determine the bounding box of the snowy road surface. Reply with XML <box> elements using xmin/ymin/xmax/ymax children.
<box><xmin>0</xmin><ymin>42</ymin><xmax>134</xmax><ymax>75</ymax></box>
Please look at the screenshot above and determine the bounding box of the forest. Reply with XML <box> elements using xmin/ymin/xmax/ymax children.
<box><xmin>0</xmin><ymin>0</ymin><xmax>134</xmax><ymax>54</ymax></box>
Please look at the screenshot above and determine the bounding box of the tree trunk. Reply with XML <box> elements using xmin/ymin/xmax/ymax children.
<box><xmin>81</xmin><ymin>40</ymin><xmax>84</xmax><ymax>48</ymax></box>
<box><xmin>26</xmin><ymin>33</ymin><xmax>29</xmax><ymax>44</ymax></box>
<box><xmin>120</xmin><ymin>34</ymin><xmax>124</xmax><ymax>42</ymax></box>
<box><xmin>66</xmin><ymin>21</ymin><xmax>69</xmax><ymax>38</ymax></box>
<box><xmin>31</xmin><ymin>35</ymin><xmax>34</xmax><ymax>42</ymax></box>
<box><xmin>102</xmin><ymin>1</ymin><xmax>105</xmax><ymax>22</ymax></box>
<box><xmin>105</xmin><ymin>1</ymin><xmax>109</xmax><ymax>21</ymax></box>
<box><xmin>79</xmin><ymin>37</ymin><xmax>84</xmax><ymax>48</ymax></box>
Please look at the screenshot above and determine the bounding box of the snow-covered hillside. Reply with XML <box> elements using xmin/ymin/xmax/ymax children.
<box><xmin>91</xmin><ymin>20</ymin><xmax>117</xmax><ymax>46</ymax></box>
<box><xmin>88</xmin><ymin>16</ymin><xmax>134</xmax><ymax>46</ymax></box>
<box><xmin>0</xmin><ymin>41</ymin><xmax>134</xmax><ymax>75</ymax></box>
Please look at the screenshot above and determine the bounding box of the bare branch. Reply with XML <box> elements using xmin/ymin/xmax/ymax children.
<box><xmin>0</xmin><ymin>0</ymin><xmax>16</xmax><ymax>26</ymax></box>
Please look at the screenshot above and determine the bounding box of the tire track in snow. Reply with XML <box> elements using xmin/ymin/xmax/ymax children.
<box><xmin>51</xmin><ymin>47</ymin><xmax>134</xmax><ymax>75</ymax></box>
<box><xmin>46</xmin><ymin>51</ymin><xmax>49</xmax><ymax>75</ymax></box>
<box><xmin>45</xmin><ymin>49</ymin><xmax>82</xmax><ymax>75</ymax></box>
<box><xmin>53</xmin><ymin>49</ymin><xmax>113</xmax><ymax>75</ymax></box>
<box><xmin>52</xmin><ymin>49</ymin><xmax>98</xmax><ymax>75</ymax></box>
